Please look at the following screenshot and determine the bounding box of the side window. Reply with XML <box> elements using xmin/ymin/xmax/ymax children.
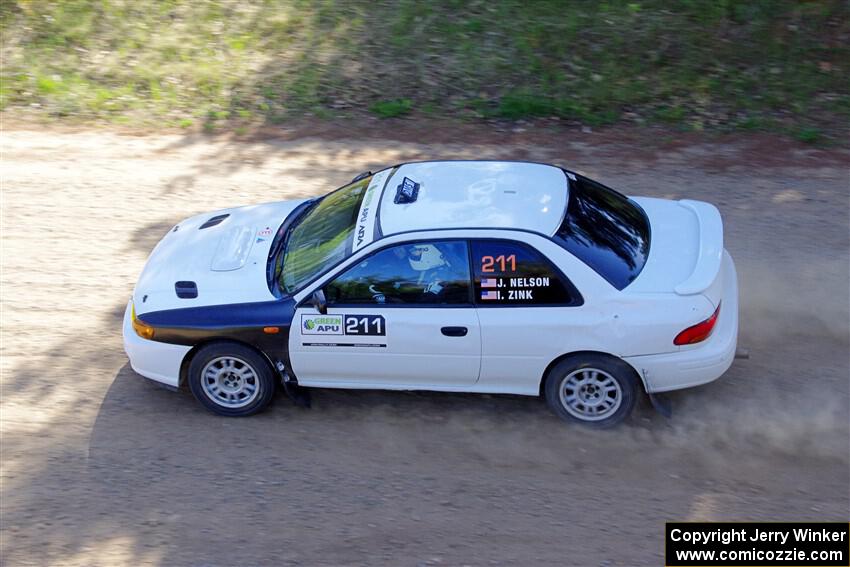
<box><xmin>326</xmin><ymin>241</ymin><xmax>471</xmax><ymax>305</ymax></box>
<box><xmin>471</xmin><ymin>240</ymin><xmax>579</xmax><ymax>306</ymax></box>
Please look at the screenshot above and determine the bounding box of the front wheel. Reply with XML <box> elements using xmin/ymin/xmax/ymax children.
<box><xmin>544</xmin><ymin>354</ymin><xmax>639</xmax><ymax>428</ymax></box>
<box><xmin>188</xmin><ymin>343</ymin><xmax>276</xmax><ymax>417</ymax></box>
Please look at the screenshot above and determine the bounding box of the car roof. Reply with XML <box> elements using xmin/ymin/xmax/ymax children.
<box><xmin>377</xmin><ymin>161</ymin><xmax>569</xmax><ymax>238</ymax></box>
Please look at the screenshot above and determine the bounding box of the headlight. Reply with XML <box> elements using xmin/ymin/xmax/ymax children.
<box><xmin>131</xmin><ymin>303</ymin><xmax>156</xmax><ymax>340</ymax></box>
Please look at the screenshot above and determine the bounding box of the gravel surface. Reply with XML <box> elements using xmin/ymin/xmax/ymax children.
<box><xmin>1</xmin><ymin>127</ymin><xmax>848</xmax><ymax>566</ymax></box>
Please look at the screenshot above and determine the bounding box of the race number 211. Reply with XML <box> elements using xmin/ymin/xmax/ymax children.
<box><xmin>481</xmin><ymin>254</ymin><xmax>516</xmax><ymax>273</ymax></box>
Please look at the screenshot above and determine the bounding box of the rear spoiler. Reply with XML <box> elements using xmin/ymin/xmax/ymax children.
<box><xmin>674</xmin><ymin>200</ymin><xmax>724</xmax><ymax>295</ymax></box>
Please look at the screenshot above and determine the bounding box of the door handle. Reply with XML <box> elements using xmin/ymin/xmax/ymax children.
<box><xmin>441</xmin><ymin>326</ymin><xmax>468</xmax><ymax>337</ymax></box>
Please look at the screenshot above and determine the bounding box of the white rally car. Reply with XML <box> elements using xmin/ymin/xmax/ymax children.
<box><xmin>124</xmin><ymin>160</ymin><xmax>738</xmax><ymax>427</ymax></box>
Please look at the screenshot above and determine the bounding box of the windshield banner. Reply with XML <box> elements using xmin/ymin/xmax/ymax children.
<box><xmin>352</xmin><ymin>169</ymin><xmax>391</xmax><ymax>253</ymax></box>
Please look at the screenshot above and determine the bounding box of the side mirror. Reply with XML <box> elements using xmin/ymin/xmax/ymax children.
<box><xmin>310</xmin><ymin>289</ymin><xmax>328</xmax><ymax>314</ymax></box>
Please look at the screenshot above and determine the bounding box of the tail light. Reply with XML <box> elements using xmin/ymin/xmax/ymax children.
<box><xmin>674</xmin><ymin>303</ymin><xmax>721</xmax><ymax>346</ymax></box>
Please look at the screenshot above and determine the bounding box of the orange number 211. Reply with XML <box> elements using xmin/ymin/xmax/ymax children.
<box><xmin>481</xmin><ymin>254</ymin><xmax>517</xmax><ymax>273</ymax></box>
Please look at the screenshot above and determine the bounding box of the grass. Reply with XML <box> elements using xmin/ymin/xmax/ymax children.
<box><xmin>369</xmin><ymin>99</ymin><xmax>413</xmax><ymax>118</ymax></box>
<box><xmin>1</xmin><ymin>0</ymin><xmax>848</xmax><ymax>140</ymax></box>
<box><xmin>794</xmin><ymin>127</ymin><xmax>822</xmax><ymax>144</ymax></box>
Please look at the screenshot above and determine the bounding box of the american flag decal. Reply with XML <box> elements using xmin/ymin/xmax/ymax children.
<box><xmin>480</xmin><ymin>290</ymin><xmax>499</xmax><ymax>300</ymax></box>
<box><xmin>481</xmin><ymin>278</ymin><xmax>498</xmax><ymax>288</ymax></box>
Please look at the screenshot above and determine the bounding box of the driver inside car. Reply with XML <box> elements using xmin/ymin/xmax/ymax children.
<box><xmin>368</xmin><ymin>244</ymin><xmax>451</xmax><ymax>302</ymax></box>
<box><xmin>406</xmin><ymin>244</ymin><xmax>451</xmax><ymax>296</ymax></box>
<box><xmin>333</xmin><ymin>241</ymin><xmax>467</xmax><ymax>305</ymax></box>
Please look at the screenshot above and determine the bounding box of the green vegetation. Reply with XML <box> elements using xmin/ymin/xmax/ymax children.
<box><xmin>1</xmin><ymin>1</ymin><xmax>848</xmax><ymax>139</ymax></box>
<box><xmin>370</xmin><ymin>98</ymin><xmax>413</xmax><ymax>118</ymax></box>
<box><xmin>794</xmin><ymin>127</ymin><xmax>822</xmax><ymax>144</ymax></box>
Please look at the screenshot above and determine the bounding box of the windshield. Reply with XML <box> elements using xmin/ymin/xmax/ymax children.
<box><xmin>555</xmin><ymin>174</ymin><xmax>650</xmax><ymax>290</ymax></box>
<box><xmin>279</xmin><ymin>175</ymin><xmax>373</xmax><ymax>293</ymax></box>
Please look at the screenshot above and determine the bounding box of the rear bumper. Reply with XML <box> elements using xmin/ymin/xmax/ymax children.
<box><xmin>625</xmin><ymin>250</ymin><xmax>739</xmax><ymax>393</ymax></box>
<box><xmin>122</xmin><ymin>300</ymin><xmax>190</xmax><ymax>388</ymax></box>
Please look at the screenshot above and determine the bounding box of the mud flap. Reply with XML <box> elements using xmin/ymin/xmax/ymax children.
<box><xmin>648</xmin><ymin>392</ymin><xmax>672</xmax><ymax>418</ymax></box>
<box><xmin>283</xmin><ymin>380</ymin><xmax>312</xmax><ymax>408</ymax></box>
<box><xmin>275</xmin><ymin>360</ymin><xmax>311</xmax><ymax>408</ymax></box>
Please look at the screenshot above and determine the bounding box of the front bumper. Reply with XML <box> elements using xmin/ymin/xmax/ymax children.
<box><xmin>122</xmin><ymin>300</ymin><xmax>191</xmax><ymax>388</ymax></box>
<box><xmin>625</xmin><ymin>250</ymin><xmax>739</xmax><ymax>393</ymax></box>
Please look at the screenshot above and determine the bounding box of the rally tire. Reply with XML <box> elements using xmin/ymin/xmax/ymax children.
<box><xmin>188</xmin><ymin>342</ymin><xmax>276</xmax><ymax>417</ymax></box>
<box><xmin>544</xmin><ymin>354</ymin><xmax>638</xmax><ymax>428</ymax></box>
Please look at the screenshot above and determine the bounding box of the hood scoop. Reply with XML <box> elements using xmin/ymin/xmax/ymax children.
<box><xmin>199</xmin><ymin>214</ymin><xmax>230</xmax><ymax>230</ymax></box>
<box><xmin>210</xmin><ymin>225</ymin><xmax>255</xmax><ymax>272</ymax></box>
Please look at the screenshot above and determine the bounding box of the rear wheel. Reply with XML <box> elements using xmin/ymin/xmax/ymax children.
<box><xmin>188</xmin><ymin>343</ymin><xmax>276</xmax><ymax>417</ymax></box>
<box><xmin>544</xmin><ymin>354</ymin><xmax>638</xmax><ymax>428</ymax></box>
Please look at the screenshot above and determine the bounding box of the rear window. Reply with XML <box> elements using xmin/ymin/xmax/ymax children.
<box><xmin>555</xmin><ymin>174</ymin><xmax>650</xmax><ymax>290</ymax></box>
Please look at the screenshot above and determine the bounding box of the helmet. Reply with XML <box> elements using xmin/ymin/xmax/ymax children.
<box><xmin>408</xmin><ymin>244</ymin><xmax>446</xmax><ymax>271</ymax></box>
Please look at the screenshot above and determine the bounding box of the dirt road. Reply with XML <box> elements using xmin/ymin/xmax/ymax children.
<box><xmin>1</xmin><ymin>125</ymin><xmax>848</xmax><ymax>566</ymax></box>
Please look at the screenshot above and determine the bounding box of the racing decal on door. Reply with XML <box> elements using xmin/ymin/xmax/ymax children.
<box><xmin>301</xmin><ymin>314</ymin><xmax>386</xmax><ymax>346</ymax></box>
<box><xmin>301</xmin><ymin>314</ymin><xmax>344</xmax><ymax>335</ymax></box>
<box><xmin>302</xmin><ymin>342</ymin><xmax>386</xmax><ymax>348</ymax></box>
<box><xmin>344</xmin><ymin>314</ymin><xmax>385</xmax><ymax>336</ymax></box>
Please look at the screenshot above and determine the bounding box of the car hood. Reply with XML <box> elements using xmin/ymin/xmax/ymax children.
<box><xmin>133</xmin><ymin>199</ymin><xmax>307</xmax><ymax>314</ymax></box>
